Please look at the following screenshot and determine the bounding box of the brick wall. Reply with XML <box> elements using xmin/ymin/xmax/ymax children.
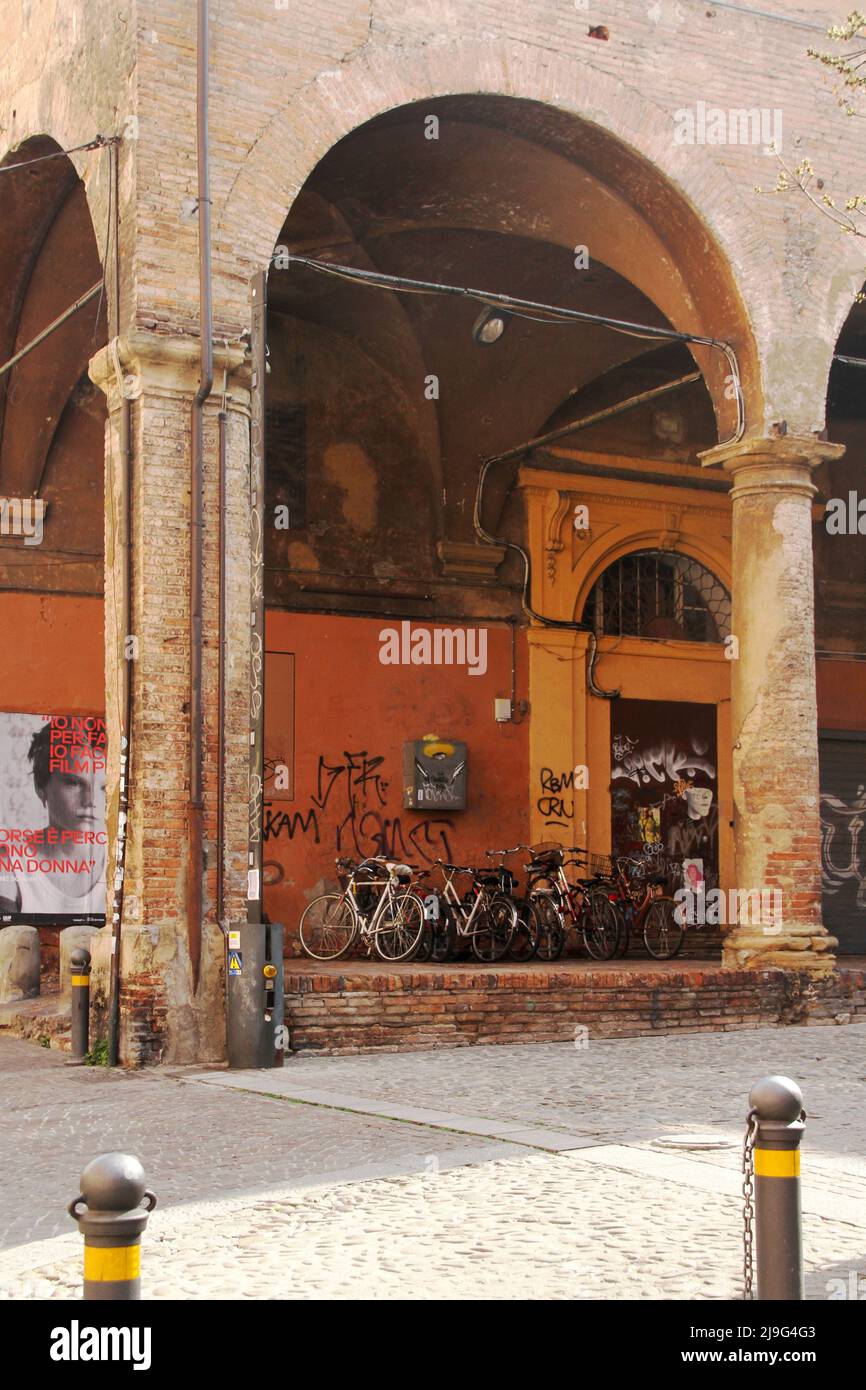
<box><xmin>284</xmin><ymin>963</ymin><xmax>866</xmax><ymax>1054</ymax></box>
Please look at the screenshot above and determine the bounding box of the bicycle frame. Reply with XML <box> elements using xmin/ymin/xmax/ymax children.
<box><xmin>437</xmin><ymin>866</ymin><xmax>490</xmax><ymax>939</ymax></box>
<box><xmin>343</xmin><ymin>861</ymin><xmax>421</xmax><ymax>950</ymax></box>
<box><xmin>528</xmin><ymin>857</ymin><xmax>590</xmax><ymax>928</ymax></box>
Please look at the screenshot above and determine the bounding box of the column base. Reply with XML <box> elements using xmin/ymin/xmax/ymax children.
<box><xmin>117</xmin><ymin>921</ymin><xmax>226</xmax><ymax>1066</ymax></box>
<box><xmin>722</xmin><ymin>927</ymin><xmax>838</xmax><ymax>975</ymax></box>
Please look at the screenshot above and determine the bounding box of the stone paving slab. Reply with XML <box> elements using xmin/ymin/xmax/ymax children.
<box><xmin>3</xmin><ymin>1024</ymin><xmax>866</xmax><ymax>1300</ymax></box>
<box><xmin>188</xmin><ymin>1072</ymin><xmax>597</xmax><ymax>1148</ymax></box>
<box><xmin>2</xmin><ymin>1147</ymin><xmax>864</xmax><ymax>1301</ymax></box>
<box><xmin>268</xmin><ymin>1022</ymin><xmax>866</xmax><ymax>1154</ymax></box>
<box><xmin>0</xmin><ymin>1039</ymin><xmax>520</xmax><ymax>1251</ymax></box>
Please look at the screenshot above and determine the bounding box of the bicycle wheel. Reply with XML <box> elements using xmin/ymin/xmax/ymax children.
<box><xmin>413</xmin><ymin>924</ymin><xmax>433</xmax><ymax>962</ymax></box>
<box><xmin>614</xmin><ymin>901</ymin><xmax>631</xmax><ymax>957</ymax></box>
<box><xmin>508</xmin><ymin>899</ymin><xmax>540</xmax><ymax>962</ymax></box>
<box><xmin>299</xmin><ymin>893</ymin><xmax>358</xmax><ymax>961</ymax></box>
<box><xmin>471</xmin><ymin>893</ymin><xmax>517</xmax><ymax>962</ymax></box>
<box><xmin>529</xmin><ymin>877</ymin><xmax>567</xmax><ymax>962</ymax></box>
<box><xmin>643</xmin><ymin>895</ymin><xmax>684</xmax><ymax>960</ymax></box>
<box><xmin>581</xmin><ymin>887</ymin><xmax>621</xmax><ymax>961</ymax></box>
<box><xmin>374</xmin><ymin>890</ymin><xmax>426</xmax><ymax>962</ymax></box>
<box><xmin>430</xmin><ymin>905</ymin><xmax>458</xmax><ymax>963</ymax></box>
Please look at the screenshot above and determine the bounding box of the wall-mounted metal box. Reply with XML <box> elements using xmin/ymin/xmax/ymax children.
<box><xmin>403</xmin><ymin>737</ymin><xmax>467</xmax><ymax>810</ymax></box>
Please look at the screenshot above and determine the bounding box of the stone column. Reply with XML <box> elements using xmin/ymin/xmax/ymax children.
<box><xmin>90</xmin><ymin>332</ymin><xmax>251</xmax><ymax>1064</ymax></box>
<box><xmin>701</xmin><ymin>434</ymin><xmax>844</xmax><ymax>973</ymax></box>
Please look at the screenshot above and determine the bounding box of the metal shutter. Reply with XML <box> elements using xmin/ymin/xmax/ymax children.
<box><xmin>819</xmin><ymin>732</ymin><xmax>866</xmax><ymax>955</ymax></box>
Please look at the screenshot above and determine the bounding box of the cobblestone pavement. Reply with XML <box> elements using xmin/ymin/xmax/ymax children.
<box><xmin>1</xmin><ymin>1024</ymin><xmax>865</xmax><ymax>1300</ymax></box>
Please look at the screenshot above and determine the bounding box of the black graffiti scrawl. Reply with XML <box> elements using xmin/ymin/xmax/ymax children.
<box><xmin>610</xmin><ymin>698</ymin><xmax>719</xmax><ymax>890</ymax></box>
<box><xmin>263</xmin><ymin>748</ymin><xmax>454</xmax><ymax>868</ymax></box>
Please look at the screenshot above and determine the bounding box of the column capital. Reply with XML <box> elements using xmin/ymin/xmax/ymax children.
<box><xmin>700</xmin><ymin>432</ymin><xmax>845</xmax><ymax>473</ymax></box>
<box><xmin>89</xmin><ymin>331</ymin><xmax>251</xmax><ymax>415</ymax></box>
<box><xmin>699</xmin><ymin>433</ymin><xmax>845</xmax><ymax>504</ymax></box>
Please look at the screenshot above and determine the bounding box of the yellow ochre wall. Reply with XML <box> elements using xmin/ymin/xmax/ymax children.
<box><xmin>521</xmin><ymin>452</ymin><xmax>734</xmax><ymax>890</ymax></box>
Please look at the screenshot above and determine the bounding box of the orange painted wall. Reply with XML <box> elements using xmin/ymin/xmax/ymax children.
<box><xmin>0</xmin><ymin>593</ymin><xmax>104</xmax><ymax>711</ymax></box>
<box><xmin>817</xmin><ymin>659</ymin><xmax>866</xmax><ymax>731</ymax></box>
<box><xmin>263</xmin><ymin>611</ymin><xmax>529</xmax><ymax>941</ymax></box>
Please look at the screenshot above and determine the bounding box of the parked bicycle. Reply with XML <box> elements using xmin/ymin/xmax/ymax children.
<box><xmin>485</xmin><ymin>847</ymin><xmax>541</xmax><ymax>961</ymax></box>
<box><xmin>524</xmin><ymin>842</ymin><xmax>621</xmax><ymax>961</ymax></box>
<box><xmin>422</xmin><ymin>860</ymin><xmax>518</xmax><ymax>962</ymax></box>
<box><xmin>603</xmin><ymin>853</ymin><xmax>684</xmax><ymax>960</ymax></box>
<box><xmin>298</xmin><ymin>856</ymin><xmax>426</xmax><ymax>962</ymax></box>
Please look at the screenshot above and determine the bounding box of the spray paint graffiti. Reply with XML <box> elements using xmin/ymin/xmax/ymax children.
<box><xmin>611</xmin><ymin>700</ymin><xmax>719</xmax><ymax>890</ymax></box>
<box><xmin>821</xmin><ymin>785</ymin><xmax>866</xmax><ymax>910</ymax></box>
<box><xmin>263</xmin><ymin>748</ymin><xmax>455</xmax><ymax>865</ymax></box>
<box><xmin>536</xmin><ymin>767</ymin><xmax>577</xmax><ymax>829</ymax></box>
<box><xmin>612</xmin><ymin>736</ymin><xmax>716</xmax><ymax>786</ymax></box>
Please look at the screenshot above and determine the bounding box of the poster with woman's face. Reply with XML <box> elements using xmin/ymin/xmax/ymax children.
<box><xmin>0</xmin><ymin>713</ymin><xmax>107</xmax><ymax>925</ymax></box>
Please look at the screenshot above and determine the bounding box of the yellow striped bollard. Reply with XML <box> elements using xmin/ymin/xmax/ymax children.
<box><xmin>747</xmin><ymin>1075</ymin><xmax>805</xmax><ymax>1301</ymax></box>
<box><xmin>68</xmin><ymin>1153</ymin><xmax>156</xmax><ymax>1300</ymax></box>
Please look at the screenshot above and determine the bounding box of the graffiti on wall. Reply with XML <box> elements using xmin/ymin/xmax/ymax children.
<box><xmin>820</xmin><ymin>785</ymin><xmax>866</xmax><ymax>910</ymax></box>
<box><xmin>536</xmin><ymin>767</ymin><xmax>577</xmax><ymax>830</ymax></box>
<box><xmin>611</xmin><ymin>699</ymin><xmax>719</xmax><ymax>890</ymax></box>
<box><xmin>263</xmin><ymin>747</ymin><xmax>455</xmax><ymax>884</ymax></box>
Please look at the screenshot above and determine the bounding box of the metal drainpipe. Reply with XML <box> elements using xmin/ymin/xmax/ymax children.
<box><xmin>216</xmin><ymin>402</ymin><xmax>227</xmax><ymax>931</ymax></box>
<box><xmin>106</xmin><ymin>136</ymin><xmax>129</xmax><ymax>1068</ymax></box>
<box><xmin>189</xmin><ymin>0</ymin><xmax>213</xmax><ymax>991</ymax></box>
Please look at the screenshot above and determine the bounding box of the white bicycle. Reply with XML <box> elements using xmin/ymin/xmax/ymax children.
<box><xmin>298</xmin><ymin>856</ymin><xmax>426</xmax><ymax>962</ymax></box>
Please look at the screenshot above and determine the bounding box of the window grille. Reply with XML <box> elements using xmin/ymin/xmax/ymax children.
<box><xmin>582</xmin><ymin>549</ymin><xmax>730</xmax><ymax>643</ymax></box>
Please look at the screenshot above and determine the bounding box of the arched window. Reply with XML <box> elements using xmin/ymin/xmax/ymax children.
<box><xmin>582</xmin><ymin>549</ymin><xmax>731</xmax><ymax>643</ymax></box>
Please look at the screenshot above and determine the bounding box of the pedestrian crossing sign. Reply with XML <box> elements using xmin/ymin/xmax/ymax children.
<box><xmin>228</xmin><ymin>950</ymin><xmax>243</xmax><ymax>976</ymax></box>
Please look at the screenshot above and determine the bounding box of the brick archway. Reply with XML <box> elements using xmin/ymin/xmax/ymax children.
<box><xmin>215</xmin><ymin>37</ymin><xmax>772</xmax><ymax>436</ymax></box>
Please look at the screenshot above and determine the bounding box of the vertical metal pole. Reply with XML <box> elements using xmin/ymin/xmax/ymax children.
<box><xmin>216</xmin><ymin>406</ymin><xmax>228</xmax><ymax>930</ymax></box>
<box><xmin>188</xmin><ymin>0</ymin><xmax>214</xmax><ymax>992</ymax></box>
<box><xmin>247</xmin><ymin>271</ymin><xmax>267</xmax><ymax>926</ymax></box>
<box><xmin>749</xmin><ymin>1075</ymin><xmax>805</xmax><ymax>1300</ymax></box>
<box><xmin>68</xmin><ymin>947</ymin><xmax>91</xmax><ymax>1063</ymax></box>
<box><xmin>107</xmin><ymin>133</ymin><xmax>130</xmax><ymax>1070</ymax></box>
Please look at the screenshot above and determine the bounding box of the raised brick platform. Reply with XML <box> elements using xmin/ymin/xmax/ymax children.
<box><xmin>284</xmin><ymin>959</ymin><xmax>866</xmax><ymax>1054</ymax></box>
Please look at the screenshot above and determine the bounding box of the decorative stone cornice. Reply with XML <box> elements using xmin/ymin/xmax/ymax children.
<box><xmin>89</xmin><ymin>332</ymin><xmax>251</xmax><ymax>414</ymax></box>
<box><xmin>436</xmin><ymin>538</ymin><xmax>506</xmax><ymax>581</ymax></box>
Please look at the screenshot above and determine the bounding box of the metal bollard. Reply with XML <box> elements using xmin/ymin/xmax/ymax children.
<box><xmin>68</xmin><ymin>1153</ymin><xmax>157</xmax><ymax>1300</ymax></box>
<box><xmin>747</xmin><ymin>1075</ymin><xmax>805</xmax><ymax>1301</ymax></box>
<box><xmin>68</xmin><ymin>947</ymin><xmax>91</xmax><ymax>1064</ymax></box>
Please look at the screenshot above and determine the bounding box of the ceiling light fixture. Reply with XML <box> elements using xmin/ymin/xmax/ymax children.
<box><xmin>472</xmin><ymin>306</ymin><xmax>510</xmax><ymax>345</ymax></box>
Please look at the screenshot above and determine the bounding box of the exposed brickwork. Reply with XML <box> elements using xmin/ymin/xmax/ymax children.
<box><xmin>6</xmin><ymin>0</ymin><xmax>866</xmax><ymax>1063</ymax></box>
<box><xmin>284</xmin><ymin>963</ymin><xmax>866</xmax><ymax>1054</ymax></box>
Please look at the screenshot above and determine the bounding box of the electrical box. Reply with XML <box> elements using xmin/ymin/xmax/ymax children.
<box><xmin>226</xmin><ymin>922</ymin><xmax>284</xmax><ymax>1069</ymax></box>
<box><xmin>403</xmin><ymin>737</ymin><xmax>467</xmax><ymax>810</ymax></box>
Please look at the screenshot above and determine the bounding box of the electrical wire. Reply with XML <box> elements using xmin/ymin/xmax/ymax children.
<box><xmin>286</xmin><ymin>254</ymin><xmax>746</xmax><ymax>446</ymax></box>
<box><xmin>288</xmin><ymin>255</ymin><xmax>732</xmax><ymax>348</ymax></box>
<box><xmin>0</xmin><ymin>135</ymin><xmax>116</xmax><ymax>175</ymax></box>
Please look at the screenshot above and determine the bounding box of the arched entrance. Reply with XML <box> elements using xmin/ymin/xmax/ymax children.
<box><xmin>0</xmin><ymin>135</ymin><xmax>108</xmax><ymax>981</ymax></box>
<box><xmin>814</xmin><ymin>295</ymin><xmax>866</xmax><ymax>953</ymax></box>
<box><xmin>257</xmin><ymin>93</ymin><xmax>756</xmax><ymax>947</ymax></box>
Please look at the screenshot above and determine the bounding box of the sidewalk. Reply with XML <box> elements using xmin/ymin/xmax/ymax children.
<box><xmin>2</xmin><ymin>1025</ymin><xmax>865</xmax><ymax>1299</ymax></box>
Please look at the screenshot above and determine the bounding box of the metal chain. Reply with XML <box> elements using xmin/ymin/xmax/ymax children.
<box><xmin>742</xmin><ymin>1107</ymin><xmax>758</xmax><ymax>1300</ymax></box>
